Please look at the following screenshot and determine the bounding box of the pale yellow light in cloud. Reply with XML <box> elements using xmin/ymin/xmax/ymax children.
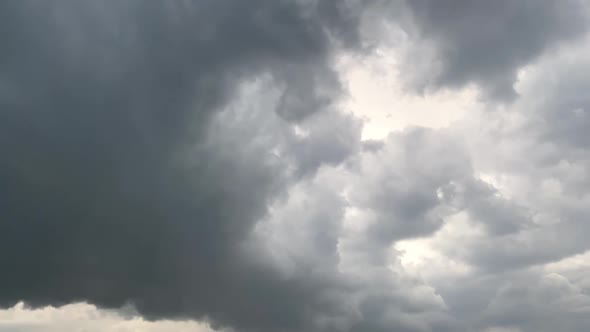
<box><xmin>544</xmin><ymin>250</ymin><xmax>590</xmax><ymax>275</ymax></box>
<box><xmin>337</xmin><ymin>48</ymin><xmax>481</xmax><ymax>140</ymax></box>
<box><xmin>394</xmin><ymin>213</ymin><xmax>477</xmax><ymax>281</ymax></box>
<box><xmin>335</xmin><ymin>46</ymin><xmax>482</xmax><ymax>279</ymax></box>
<box><xmin>0</xmin><ymin>302</ymin><xmax>213</xmax><ymax>332</ymax></box>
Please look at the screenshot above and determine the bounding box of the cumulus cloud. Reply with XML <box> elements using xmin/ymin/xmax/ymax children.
<box><xmin>402</xmin><ymin>33</ymin><xmax>590</xmax><ymax>332</ymax></box>
<box><xmin>398</xmin><ymin>0</ymin><xmax>590</xmax><ymax>100</ymax></box>
<box><xmin>444</xmin><ymin>36</ymin><xmax>590</xmax><ymax>272</ymax></box>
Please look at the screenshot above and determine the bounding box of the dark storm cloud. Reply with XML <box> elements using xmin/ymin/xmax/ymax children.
<box><xmin>401</xmin><ymin>0</ymin><xmax>589</xmax><ymax>99</ymax></box>
<box><xmin>4</xmin><ymin>1</ymin><xmax>590</xmax><ymax>331</ymax></box>
<box><xmin>0</xmin><ymin>1</ymin><xmax>372</xmax><ymax>331</ymax></box>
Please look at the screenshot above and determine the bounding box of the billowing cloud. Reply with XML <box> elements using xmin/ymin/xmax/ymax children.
<box><xmin>398</xmin><ymin>0</ymin><xmax>590</xmax><ymax>100</ymax></box>
<box><xmin>2</xmin><ymin>1</ymin><xmax>590</xmax><ymax>332</ymax></box>
<box><xmin>395</xmin><ymin>34</ymin><xmax>590</xmax><ymax>332</ymax></box>
<box><xmin>0</xmin><ymin>1</ymin><xmax>370</xmax><ymax>331</ymax></box>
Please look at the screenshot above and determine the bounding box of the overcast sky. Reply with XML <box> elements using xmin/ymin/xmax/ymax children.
<box><xmin>1</xmin><ymin>1</ymin><xmax>590</xmax><ymax>332</ymax></box>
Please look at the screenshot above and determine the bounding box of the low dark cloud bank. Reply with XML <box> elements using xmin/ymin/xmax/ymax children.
<box><xmin>0</xmin><ymin>1</ymin><xmax>366</xmax><ymax>330</ymax></box>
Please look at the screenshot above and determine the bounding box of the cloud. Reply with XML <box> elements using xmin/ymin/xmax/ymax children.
<box><xmin>398</xmin><ymin>34</ymin><xmax>590</xmax><ymax>332</ymax></box>
<box><xmin>349</xmin><ymin>128</ymin><xmax>472</xmax><ymax>245</ymax></box>
<box><xmin>0</xmin><ymin>302</ymin><xmax>213</xmax><ymax>332</ymax></box>
<box><xmin>399</xmin><ymin>0</ymin><xmax>590</xmax><ymax>100</ymax></box>
<box><xmin>2</xmin><ymin>1</ymin><xmax>590</xmax><ymax>332</ymax></box>
<box><xmin>0</xmin><ymin>1</ymin><xmax>371</xmax><ymax>331</ymax></box>
<box><xmin>0</xmin><ymin>2</ymin><xmax>457</xmax><ymax>331</ymax></box>
<box><xmin>440</xmin><ymin>37</ymin><xmax>590</xmax><ymax>273</ymax></box>
<box><xmin>482</xmin><ymin>273</ymin><xmax>590</xmax><ymax>330</ymax></box>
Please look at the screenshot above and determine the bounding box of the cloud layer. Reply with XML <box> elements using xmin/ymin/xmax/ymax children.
<box><xmin>1</xmin><ymin>1</ymin><xmax>590</xmax><ymax>332</ymax></box>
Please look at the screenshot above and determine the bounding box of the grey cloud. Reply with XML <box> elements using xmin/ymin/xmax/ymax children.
<box><xmin>400</xmin><ymin>0</ymin><xmax>589</xmax><ymax>99</ymax></box>
<box><xmin>480</xmin><ymin>273</ymin><xmax>590</xmax><ymax>332</ymax></box>
<box><xmin>251</xmin><ymin>171</ymin><xmax>348</xmax><ymax>275</ymax></box>
<box><xmin>442</xmin><ymin>40</ymin><xmax>590</xmax><ymax>273</ymax></box>
<box><xmin>361</xmin><ymin>139</ymin><xmax>386</xmax><ymax>153</ymax></box>
<box><xmin>322</xmin><ymin>9</ymin><xmax>590</xmax><ymax>332</ymax></box>
<box><xmin>341</xmin><ymin>82</ymin><xmax>590</xmax><ymax>329</ymax></box>
<box><xmin>285</xmin><ymin>109</ymin><xmax>362</xmax><ymax>177</ymax></box>
<box><xmin>519</xmin><ymin>44</ymin><xmax>590</xmax><ymax>152</ymax></box>
<box><xmin>420</xmin><ymin>38</ymin><xmax>590</xmax><ymax>332</ymax></box>
<box><xmin>350</xmin><ymin>128</ymin><xmax>472</xmax><ymax>245</ymax></box>
<box><xmin>1</xmin><ymin>1</ymin><xmax>459</xmax><ymax>331</ymax></box>
<box><xmin>3</xmin><ymin>1</ymin><xmax>590</xmax><ymax>331</ymax></box>
<box><xmin>440</xmin><ymin>179</ymin><xmax>533</xmax><ymax>236</ymax></box>
<box><xmin>464</xmin><ymin>220</ymin><xmax>589</xmax><ymax>272</ymax></box>
<box><xmin>431</xmin><ymin>270</ymin><xmax>590</xmax><ymax>332</ymax></box>
<box><xmin>275</xmin><ymin>62</ymin><xmax>342</xmax><ymax>122</ymax></box>
<box><xmin>0</xmin><ymin>1</ymin><xmax>375</xmax><ymax>331</ymax></box>
<box><xmin>249</xmin><ymin>158</ymin><xmax>455</xmax><ymax>332</ymax></box>
<box><xmin>344</xmin><ymin>127</ymin><xmax>542</xmax><ymax>328</ymax></box>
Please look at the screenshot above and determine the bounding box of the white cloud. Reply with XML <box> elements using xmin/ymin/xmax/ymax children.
<box><xmin>0</xmin><ymin>302</ymin><xmax>212</xmax><ymax>332</ymax></box>
<box><xmin>337</xmin><ymin>45</ymin><xmax>481</xmax><ymax>140</ymax></box>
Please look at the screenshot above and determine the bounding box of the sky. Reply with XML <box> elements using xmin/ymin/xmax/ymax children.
<box><xmin>1</xmin><ymin>1</ymin><xmax>590</xmax><ymax>332</ymax></box>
